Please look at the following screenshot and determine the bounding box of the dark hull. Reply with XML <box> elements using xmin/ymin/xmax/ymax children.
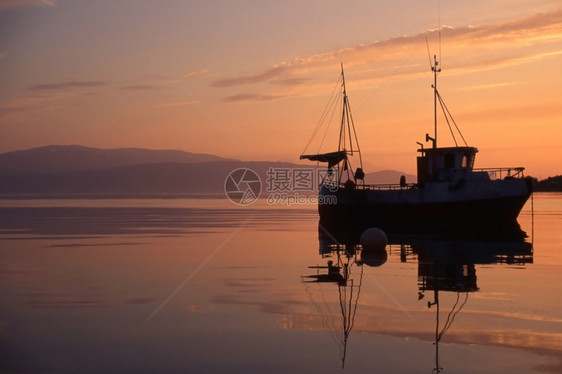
<box><xmin>318</xmin><ymin>185</ymin><xmax>531</xmax><ymax>242</ymax></box>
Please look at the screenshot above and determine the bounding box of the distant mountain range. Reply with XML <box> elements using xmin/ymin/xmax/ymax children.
<box><xmin>0</xmin><ymin>145</ymin><xmax>233</xmax><ymax>175</ymax></box>
<box><xmin>0</xmin><ymin>145</ymin><xmax>417</xmax><ymax>196</ymax></box>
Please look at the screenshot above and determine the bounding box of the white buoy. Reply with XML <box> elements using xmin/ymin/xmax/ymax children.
<box><xmin>360</xmin><ymin>227</ymin><xmax>388</xmax><ymax>251</ymax></box>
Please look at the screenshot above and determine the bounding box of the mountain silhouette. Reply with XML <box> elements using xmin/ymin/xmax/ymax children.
<box><xmin>0</xmin><ymin>145</ymin><xmax>417</xmax><ymax>196</ymax></box>
<box><xmin>0</xmin><ymin>145</ymin><xmax>234</xmax><ymax>175</ymax></box>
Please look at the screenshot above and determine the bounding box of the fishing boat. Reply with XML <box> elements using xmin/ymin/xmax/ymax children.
<box><xmin>301</xmin><ymin>57</ymin><xmax>533</xmax><ymax>239</ymax></box>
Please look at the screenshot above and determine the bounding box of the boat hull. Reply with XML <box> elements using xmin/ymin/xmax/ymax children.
<box><xmin>318</xmin><ymin>178</ymin><xmax>532</xmax><ymax>241</ymax></box>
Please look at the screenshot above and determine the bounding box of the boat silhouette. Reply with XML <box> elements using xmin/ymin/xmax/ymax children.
<box><xmin>301</xmin><ymin>58</ymin><xmax>533</xmax><ymax>238</ymax></box>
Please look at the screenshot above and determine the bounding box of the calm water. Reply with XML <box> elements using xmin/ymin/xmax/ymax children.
<box><xmin>0</xmin><ymin>193</ymin><xmax>560</xmax><ymax>373</ymax></box>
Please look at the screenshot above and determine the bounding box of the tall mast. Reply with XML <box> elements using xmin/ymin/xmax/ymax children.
<box><xmin>338</xmin><ymin>63</ymin><xmax>346</xmax><ymax>153</ymax></box>
<box><xmin>432</xmin><ymin>54</ymin><xmax>441</xmax><ymax>148</ymax></box>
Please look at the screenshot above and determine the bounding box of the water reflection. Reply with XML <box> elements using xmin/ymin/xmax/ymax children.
<box><xmin>302</xmin><ymin>244</ymin><xmax>365</xmax><ymax>368</ymax></box>
<box><xmin>413</xmin><ymin>238</ymin><xmax>533</xmax><ymax>373</ymax></box>
<box><xmin>307</xmin><ymin>228</ymin><xmax>533</xmax><ymax>371</ymax></box>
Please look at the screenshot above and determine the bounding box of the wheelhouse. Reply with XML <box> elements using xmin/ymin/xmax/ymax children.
<box><xmin>417</xmin><ymin>146</ymin><xmax>478</xmax><ymax>185</ymax></box>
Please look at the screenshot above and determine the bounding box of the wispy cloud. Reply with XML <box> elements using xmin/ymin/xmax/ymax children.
<box><xmin>0</xmin><ymin>0</ymin><xmax>55</xmax><ymax>11</ymax></box>
<box><xmin>458</xmin><ymin>81</ymin><xmax>518</xmax><ymax>91</ymax></box>
<box><xmin>120</xmin><ymin>84</ymin><xmax>157</xmax><ymax>91</ymax></box>
<box><xmin>1</xmin><ymin>80</ymin><xmax>106</xmax><ymax>121</ymax></box>
<box><xmin>224</xmin><ymin>93</ymin><xmax>284</xmax><ymax>103</ymax></box>
<box><xmin>0</xmin><ymin>94</ymin><xmax>63</xmax><ymax>120</ymax></box>
<box><xmin>29</xmin><ymin>80</ymin><xmax>107</xmax><ymax>91</ymax></box>
<box><xmin>212</xmin><ymin>64</ymin><xmax>293</xmax><ymax>87</ymax></box>
<box><xmin>212</xmin><ymin>10</ymin><xmax>562</xmax><ymax>90</ymax></box>
<box><xmin>184</xmin><ymin>68</ymin><xmax>209</xmax><ymax>79</ymax></box>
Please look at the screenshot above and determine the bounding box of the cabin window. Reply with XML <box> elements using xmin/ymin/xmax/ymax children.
<box><xmin>462</xmin><ymin>155</ymin><xmax>468</xmax><ymax>168</ymax></box>
<box><xmin>465</xmin><ymin>153</ymin><xmax>475</xmax><ymax>168</ymax></box>
<box><xmin>444</xmin><ymin>153</ymin><xmax>455</xmax><ymax>169</ymax></box>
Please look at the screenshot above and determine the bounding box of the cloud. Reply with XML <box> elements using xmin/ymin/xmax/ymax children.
<box><xmin>120</xmin><ymin>84</ymin><xmax>157</xmax><ymax>91</ymax></box>
<box><xmin>212</xmin><ymin>10</ymin><xmax>562</xmax><ymax>89</ymax></box>
<box><xmin>0</xmin><ymin>0</ymin><xmax>55</xmax><ymax>11</ymax></box>
<box><xmin>458</xmin><ymin>82</ymin><xmax>518</xmax><ymax>91</ymax></box>
<box><xmin>212</xmin><ymin>65</ymin><xmax>290</xmax><ymax>87</ymax></box>
<box><xmin>184</xmin><ymin>68</ymin><xmax>209</xmax><ymax>79</ymax></box>
<box><xmin>0</xmin><ymin>95</ymin><xmax>62</xmax><ymax>120</ymax></box>
<box><xmin>29</xmin><ymin>80</ymin><xmax>107</xmax><ymax>91</ymax></box>
<box><xmin>223</xmin><ymin>94</ymin><xmax>285</xmax><ymax>103</ymax></box>
<box><xmin>1</xmin><ymin>81</ymin><xmax>105</xmax><ymax>121</ymax></box>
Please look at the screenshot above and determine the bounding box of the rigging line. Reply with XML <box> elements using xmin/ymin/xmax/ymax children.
<box><xmin>425</xmin><ymin>36</ymin><xmax>433</xmax><ymax>69</ymax></box>
<box><xmin>339</xmin><ymin>281</ymin><xmax>348</xmax><ymax>331</ymax></box>
<box><xmin>531</xmin><ymin>192</ymin><xmax>535</xmax><ymax>243</ymax></box>
<box><xmin>319</xmin><ymin>282</ymin><xmax>345</xmax><ymax>347</ymax></box>
<box><xmin>438</xmin><ymin>92</ymin><xmax>468</xmax><ymax>146</ymax></box>
<box><xmin>353</xmin><ymin>54</ymin><xmax>414</xmax><ymax>115</ymax></box>
<box><xmin>349</xmin><ymin>111</ymin><xmax>363</xmax><ymax>170</ymax></box>
<box><xmin>347</xmin><ymin>280</ymin><xmax>354</xmax><ymax>332</ymax></box>
<box><xmin>363</xmin><ymin>269</ymin><xmax>413</xmax><ymax>318</ymax></box>
<box><xmin>439</xmin><ymin>292</ymin><xmax>460</xmax><ymax>339</ymax></box>
<box><xmin>302</xmin><ymin>280</ymin><xmax>329</xmax><ymax>332</ymax></box>
<box><xmin>434</xmin><ymin>290</ymin><xmax>441</xmax><ymax>344</ymax></box>
<box><xmin>314</xmin><ymin>55</ymin><xmax>413</xmax><ymax>154</ymax></box>
<box><xmin>337</xmin><ymin>281</ymin><xmax>347</xmax><ymax>344</ymax></box>
<box><xmin>345</xmin><ymin>262</ymin><xmax>355</xmax><ymax>331</ymax></box>
<box><xmin>439</xmin><ymin>292</ymin><xmax>469</xmax><ymax>339</ymax></box>
<box><xmin>318</xmin><ymin>223</ymin><xmax>354</xmax><ymax>260</ymax></box>
<box><xmin>349</xmin><ymin>264</ymin><xmax>364</xmax><ymax>333</ymax></box>
<box><xmin>150</xmin><ymin>55</ymin><xmax>253</xmax><ymax>160</ymax></box>
<box><xmin>448</xmin><ymin>292</ymin><xmax>469</xmax><ymax>329</ymax></box>
<box><xmin>302</xmin><ymin>276</ymin><xmax>342</xmax><ymax>347</ymax></box>
<box><xmin>345</xmin><ymin>97</ymin><xmax>353</xmax><ymax>154</ymax></box>
<box><xmin>146</xmin><ymin>216</ymin><xmax>253</xmax><ymax>322</ymax></box>
<box><xmin>341</xmin><ymin>277</ymin><xmax>353</xmax><ymax>369</ymax></box>
<box><xmin>316</xmin><ymin>90</ymin><xmax>342</xmax><ymax>155</ymax></box>
<box><xmin>338</xmin><ymin>90</ymin><xmax>346</xmax><ymax>153</ymax></box>
<box><xmin>319</xmin><ymin>223</ymin><xmax>411</xmax><ymax>318</ymax></box>
<box><xmin>437</xmin><ymin>92</ymin><xmax>458</xmax><ymax>146</ymax></box>
<box><xmin>303</xmin><ymin>281</ymin><xmax>334</xmax><ymax>338</ymax></box>
<box><xmin>302</xmin><ymin>72</ymin><xmax>342</xmax><ymax>155</ymax></box>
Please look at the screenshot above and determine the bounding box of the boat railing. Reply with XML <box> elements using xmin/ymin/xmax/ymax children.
<box><xmin>360</xmin><ymin>183</ymin><xmax>418</xmax><ymax>190</ymax></box>
<box><xmin>340</xmin><ymin>182</ymin><xmax>418</xmax><ymax>191</ymax></box>
<box><xmin>473</xmin><ymin>167</ymin><xmax>525</xmax><ymax>180</ymax></box>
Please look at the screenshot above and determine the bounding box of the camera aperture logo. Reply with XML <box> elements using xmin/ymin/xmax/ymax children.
<box><xmin>224</xmin><ymin>167</ymin><xmax>338</xmax><ymax>206</ymax></box>
<box><xmin>224</xmin><ymin>168</ymin><xmax>262</xmax><ymax>205</ymax></box>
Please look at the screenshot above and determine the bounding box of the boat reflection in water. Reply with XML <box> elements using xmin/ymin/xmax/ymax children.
<box><xmin>303</xmin><ymin>227</ymin><xmax>533</xmax><ymax>371</ymax></box>
<box><xmin>303</xmin><ymin>244</ymin><xmax>364</xmax><ymax>369</ymax></box>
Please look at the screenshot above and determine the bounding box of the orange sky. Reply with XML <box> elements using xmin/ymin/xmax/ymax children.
<box><xmin>0</xmin><ymin>1</ymin><xmax>561</xmax><ymax>178</ymax></box>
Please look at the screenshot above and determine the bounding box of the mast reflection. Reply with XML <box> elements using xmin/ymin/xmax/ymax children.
<box><xmin>305</xmin><ymin>226</ymin><xmax>533</xmax><ymax>371</ymax></box>
<box><xmin>408</xmin><ymin>238</ymin><xmax>533</xmax><ymax>373</ymax></box>
<box><xmin>302</xmin><ymin>244</ymin><xmax>366</xmax><ymax>368</ymax></box>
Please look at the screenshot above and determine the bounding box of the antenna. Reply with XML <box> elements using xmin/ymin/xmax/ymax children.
<box><xmin>432</xmin><ymin>54</ymin><xmax>441</xmax><ymax>148</ymax></box>
<box><xmin>438</xmin><ymin>3</ymin><xmax>442</xmax><ymax>69</ymax></box>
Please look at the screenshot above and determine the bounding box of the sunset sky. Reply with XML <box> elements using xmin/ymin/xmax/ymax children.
<box><xmin>0</xmin><ymin>0</ymin><xmax>560</xmax><ymax>178</ymax></box>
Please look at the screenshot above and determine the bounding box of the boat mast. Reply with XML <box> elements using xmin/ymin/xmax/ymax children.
<box><xmin>338</xmin><ymin>64</ymin><xmax>363</xmax><ymax>169</ymax></box>
<box><xmin>338</xmin><ymin>65</ymin><xmax>344</xmax><ymax>153</ymax></box>
<box><xmin>300</xmin><ymin>64</ymin><xmax>364</xmax><ymax>184</ymax></box>
<box><xmin>432</xmin><ymin>54</ymin><xmax>441</xmax><ymax>148</ymax></box>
